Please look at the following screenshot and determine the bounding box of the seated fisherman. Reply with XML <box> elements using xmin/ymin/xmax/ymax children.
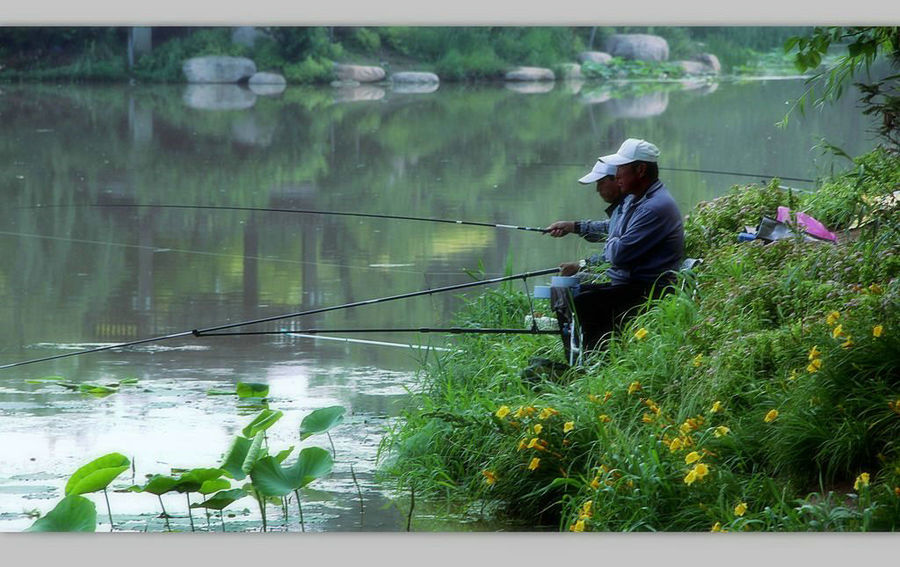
<box><xmin>552</xmin><ymin>138</ymin><xmax>684</xmax><ymax>358</ymax></box>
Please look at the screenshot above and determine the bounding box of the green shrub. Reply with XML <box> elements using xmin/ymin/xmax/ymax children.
<box><xmin>283</xmin><ymin>56</ymin><xmax>335</xmax><ymax>84</ymax></box>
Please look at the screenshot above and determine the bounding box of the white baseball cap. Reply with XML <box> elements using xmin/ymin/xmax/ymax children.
<box><xmin>578</xmin><ymin>159</ymin><xmax>617</xmax><ymax>184</ymax></box>
<box><xmin>600</xmin><ymin>138</ymin><xmax>660</xmax><ymax>165</ymax></box>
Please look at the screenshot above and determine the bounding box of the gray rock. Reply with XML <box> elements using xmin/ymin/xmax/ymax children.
<box><xmin>605</xmin><ymin>34</ymin><xmax>669</xmax><ymax>62</ymax></box>
<box><xmin>182</xmin><ymin>56</ymin><xmax>257</xmax><ymax>83</ymax></box>
<box><xmin>249</xmin><ymin>72</ymin><xmax>286</xmax><ymax>85</ymax></box>
<box><xmin>391</xmin><ymin>71</ymin><xmax>440</xmax><ymax>84</ymax></box>
<box><xmin>182</xmin><ymin>84</ymin><xmax>257</xmax><ymax>111</ymax></box>
<box><xmin>676</xmin><ymin>60</ymin><xmax>717</xmax><ymax>76</ymax></box>
<box><xmin>559</xmin><ymin>63</ymin><xmax>582</xmax><ymax>80</ymax></box>
<box><xmin>577</xmin><ymin>51</ymin><xmax>613</xmax><ymax>65</ymax></box>
<box><xmin>333</xmin><ymin>63</ymin><xmax>386</xmax><ymax>83</ymax></box>
<box><xmin>505</xmin><ymin>66</ymin><xmax>555</xmax><ymax>82</ymax></box>
<box><xmin>691</xmin><ymin>53</ymin><xmax>721</xmax><ymax>74</ymax></box>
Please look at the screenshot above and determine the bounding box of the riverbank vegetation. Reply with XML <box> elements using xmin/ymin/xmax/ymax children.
<box><xmin>378</xmin><ymin>146</ymin><xmax>900</xmax><ymax>531</ymax></box>
<box><xmin>0</xmin><ymin>26</ymin><xmax>812</xmax><ymax>84</ymax></box>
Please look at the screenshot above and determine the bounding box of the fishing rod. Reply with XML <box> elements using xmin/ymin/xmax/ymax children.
<box><xmin>198</xmin><ymin>327</ymin><xmax>560</xmax><ymax>337</ymax></box>
<box><xmin>512</xmin><ymin>161</ymin><xmax>817</xmax><ymax>184</ymax></box>
<box><xmin>22</xmin><ymin>203</ymin><xmax>551</xmax><ymax>234</ymax></box>
<box><xmin>0</xmin><ymin>267</ymin><xmax>558</xmax><ymax>370</ymax></box>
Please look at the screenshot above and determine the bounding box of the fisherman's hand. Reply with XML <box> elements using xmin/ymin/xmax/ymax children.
<box><xmin>559</xmin><ymin>262</ymin><xmax>580</xmax><ymax>276</ymax></box>
<box><xmin>546</xmin><ymin>221</ymin><xmax>575</xmax><ymax>237</ymax></box>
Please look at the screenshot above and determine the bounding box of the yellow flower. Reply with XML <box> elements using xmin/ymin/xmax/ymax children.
<box><xmin>527</xmin><ymin>437</ymin><xmax>541</xmax><ymax>449</ymax></box>
<box><xmin>627</xmin><ymin>381</ymin><xmax>642</xmax><ymax>395</ymax></box>
<box><xmin>642</xmin><ymin>413</ymin><xmax>654</xmax><ymax>424</ymax></box>
<box><xmin>563</xmin><ymin>421</ymin><xmax>575</xmax><ymax>433</ymax></box>
<box><xmin>634</xmin><ymin>327</ymin><xmax>648</xmax><ymax>340</ymax></box>
<box><xmin>832</xmin><ymin>324</ymin><xmax>844</xmax><ymax>339</ymax></box>
<box><xmin>873</xmin><ymin>325</ymin><xmax>883</xmax><ymax>338</ymax></box>
<box><xmin>807</xmin><ymin>358</ymin><xmax>822</xmax><ymax>373</ymax></box>
<box><xmin>533</xmin><ymin>423</ymin><xmax>543</xmax><ymax>435</ymax></box>
<box><xmin>569</xmin><ymin>519</ymin><xmax>586</xmax><ymax>532</ymax></box>
<box><xmin>826</xmin><ymin>311</ymin><xmax>841</xmax><ymax>326</ymax></box>
<box><xmin>764</xmin><ymin>409</ymin><xmax>779</xmax><ymax>423</ymax></box>
<box><xmin>869</xmin><ymin>283</ymin><xmax>883</xmax><ymax>294</ymax></box>
<box><xmin>714</xmin><ymin>426</ymin><xmax>730</xmax><ymax>438</ymax></box>
<box><xmin>603</xmin><ymin>391</ymin><xmax>612</xmax><ymax>403</ymax></box>
<box><xmin>710</xmin><ymin>522</ymin><xmax>723</xmax><ymax>532</ymax></box>
<box><xmin>598</xmin><ymin>414</ymin><xmax>611</xmax><ymax>423</ymax></box>
<box><xmin>669</xmin><ymin>437</ymin><xmax>684</xmax><ymax>452</ymax></box>
<box><xmin>538</xmin><ymin>407</ymin><xmax>558</xmax><ymax>420</ymax></box>
<box><xmin>587</xmin><ymin>394</ymin><xmax>599</xmax><ymax>403</ymax></box>
<box><xmin>579</xmin><ymin>500</ymin><xmax>593</xmax><ymax>519</ymax></box>
<box><xmin>495</xmin><ymin>405</ymin><xmax>510</xmax><ymax>419</ymax></box>
<box><xmin>482</xmin><ymin>470</ymin><xmax>497</xmax><ymax>485</ymax></box>
<box><xmin>710</xmin><ymin>400</ymin><xmax>723</xmax><ymax>413</ymax></box>
<box><xmin>528</xmin><ymin>457</ymin><xmax>540</xmax><ymax>471</ymax></box>
<box><xmin>517</xmin><ymin>438</ymin><xmax>527</xmax><ymax>451</ymax></box>
<box><xmin>841</xmin><ymin>337</ymin><xmax>854</xmax><ymax>349</ymax></box>
<box><xmin>734</xmin><ymin>502</ymin><xmax>747</xmax><ymax>517</ymax></box>
<box><xmin>789</xmin><ymin>369</ymin><xmax>799</xmax><ymax>381</ymax></box>
<box><xmin>889</xmin><ymin>399</ymin><xmax>900</xmax><ymax>415</ymax></box>
<box><xmin>808</xmin><ymin>345</ymin><xmax>821</xmax><ymax>360</ymax></box>
<box><xmin>685</xmin><ymin>451</ymin><xmax>702</xmax><ymax>464</ymax></box>
<box><xmin>854</xmin><ymin>472</ymin><xmax>870</xmax><ymax>491</ymax></box>
<box><xmin>590</xmin><ymin>476</ymin><xmax>601</xmax><ymax>490</ymax></box>
<box><xmin>683</xmin><ymin>470</ymin><xmax>698</xmax><ymax>485</ymax></box>
<box><xmin>693</xmin><ymin>463</ymin><xmax>710</xmax><ymax>479</ymax></box>
<box><xmin>692</xmin><ymin>353</ymin><xmax>704</xmax><ymax>367</ymax></box>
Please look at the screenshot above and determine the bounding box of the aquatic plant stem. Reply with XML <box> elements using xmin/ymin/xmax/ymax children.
<box><xmin>157</xmin><ymin>495</ymin><xmax>171</xmax><ymax>531</ymax></box>
<box><xmin>256</xmin><ymin>494</ymin><xmax>268</xmax><ymax>532</ymax></box>
<box><xmin>186</xmin><ymin>493</ymin><xmax>195</xmax><ymax>532</ymax></box>
<box><xmin>326</xmin><ymin>432</ymin><xmax>337</xmax><ymax>459</ymax></box>
<box><xmin>293</xmin><ymin>489</ymin><xmax>305</xmax><ymax>532</ymax></box>
<box><xmin>220</xmin><ymin>510</ymin><xmax>226</xmax><ymax>532</ymax></box>
<box><xmin>407</xmin><ymin>484</ymin><xmax>415</xmax><ymax>532</ymax></box>
<box><xmin>103</xmin><ymin>488</ymin><xmax>114</xmax><ymax>531</ymax></box>
<box><xmin>282</xmin><ymin>497</ymin><xmax>289</xmax><ymax>531</ymax></box>
<box><xmin>205</xmin><ymin>508</ymin><xmax>211</xmax><ymax>531</ymax></box>
<box><xmin>350</xmin><ymin>463</ymin><xmax>365</xmax><ymax>529</ymax></box>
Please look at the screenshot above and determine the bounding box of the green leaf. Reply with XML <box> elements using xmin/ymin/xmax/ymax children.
<box><xmin>242</xmin><ymin>409</ymin><xmax>283</xmax><ymax>438</ymax></box>
<box><xmin>173</xmin><ymin>468</ymin><xmax>225</xmax><ymax>493</ymax></box>
<box><xmin>130</xmin><ymin>474</ymin><xmax>179</xmax><ymax>496</ymax></box>
<box><xmin>290</xmin><ymin>446</ymin><xmax>334</xmax><ymax>489</ymax></box>
<box><xmin>119</xmin><ymin>378</ymin><xmax>139</xmax><ymax>385</ymax></box>
<box><xmin>207</xmin><ymin>389</ymin><xmax>237</xmax><ymax>396</ymax></box>
<box><xmin>199</xmin><ymin>478</ymin><xmax>231</xmax><ymax>495</ymax></box>
<box><xmin>248</xmin><ymin>457</ymin><xmax>295</xmax><ymax>497</ymax></box>
<box><xmin>190</xmin><ymin>488</ymin><xmax>248</xmax><ymax>511</ymax></box>
<box><xmin>78</xmin><ymin>383</ymin><xmax>118</xmax><ymax>396</ymax></box>
<box><xmin>249</xmin><ymin>447</ymin><xmax>333</xmax><ymax>498</ymax></box>
<box><xmin>26</xmin><ymin>495</ymin><xmax>96</xmax><ymax>532</ymax></box>
<box><xmin>236</xmin><ymin>382</ymin><xmax>269</xmax><ymax>398</ymax></box>
<box><xmin>65</xmin><ymin>452</ymin><xmax>130</xmax><ymax>496</ymax></box>
<box><xmin>220</xmin><ymin>436</ymin><xmax>252</xmax><ymax>480</ymax></box>
<box><xmin>241</xmin><ymin>432</ymin><xmax>266</xmax><ymax>476</ymax></box>
<box><xmin>299</xmin><ymin>406</ymin><xmax>346</xmax><ymax>440</ymax></box>
<box><xmin>274</xmin><ymin>446</ymin><xmax>295</xmax><ymax>464</ymax></box>
<box><xmin>25</xmin><ymin>375</ymin><xmax>65</xmax><ymax>384</ymax></box>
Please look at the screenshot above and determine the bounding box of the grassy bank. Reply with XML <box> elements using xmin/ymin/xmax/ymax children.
<box><xmin>377</xmin><ymin>147</ymin><xmax>900</xmax><ymax>531</ymax></box>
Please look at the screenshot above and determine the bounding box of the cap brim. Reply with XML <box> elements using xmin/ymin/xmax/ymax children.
<box><xmin>578</xmin><ymin>172</ymin><xmax>603</xmax><ymax>184</ymax></box>
<box><xmin>599</xmin><ymin>153</ymin><xmax>633</xmax><ymax>166</ymax></box>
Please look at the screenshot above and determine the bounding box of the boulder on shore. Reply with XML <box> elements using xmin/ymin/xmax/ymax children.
<box><xmin>605</xmin><ymin>34</ymin><xmax>669</xmax><ymax>62</ymax></box>
<box><xmin>333</xmin><ymin>63</ymin><xmax>386</xmax><ymax>83</ymax></box>
<box><xmin>559</xmin><ymin>63</ymin><xmax>583</xmax><ymax>80</ymax></box>
<box><xmin>676</xmin><ymin>60</ymin><xmax>718</xmax><ymax>76</ymax></box>
<box><xmin>182</xmin><ymin>56</ymin><xmax>257</xmax><ymax>83</ymax></box>
<box><xmin>391</xmin><ymin>71</ymin><xmax>440</xmax><ymax>84</ymax></box>
<box><xmin>691</xmin><ymin>53</ymin><xmax>722</xmax><ymax>74</ymax></box>
<box><xmin>577</xmin><ymin>51</ymin><xmax>613</xmax><ymax>65</ymax></box>
<box><xmin>249</xmin><ymin>72</ymin><xmax>286</xmax><ymax>85</ymax></box>
<box><xmin>505</xmin><ymin>66</ymin><xmax>555</xmax><ymax>82</ymax></box>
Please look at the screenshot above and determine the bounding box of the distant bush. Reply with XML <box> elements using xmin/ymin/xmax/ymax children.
<box><xmin>283</xmin><ymin>56</ymin><xmax>335</xmax><ymax>84</ymax></box>
<box><xmin>434</xmin><ymin>47</ymin><xmax>507</xmax><ymax>81</ymax></box>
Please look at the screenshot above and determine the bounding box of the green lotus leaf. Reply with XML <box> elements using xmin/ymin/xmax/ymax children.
<box><xmin>236</xmin><ymin>382</ymin><xmax>269</xmax><ymax>398</ymax></box>
<box><xmin>220</xmin><ymin>436</ymin><xmax>252</xmax><ymax>480</ymax></box>
<box><xmin>242</xmin><ymin>409</ymin><xmax>283</xmax><ymax>438</ymax></box>
<box><xmin>173</xmin><ymin>468</ymin><xmax>225</xmax><ymax>493</ymax></box>
<box><xmin>241</xmin><ymin>432</ymin><xmax>266</xmax><ymax>476</ymax></box>
<box><xmin>26</xmin><ymin>375</ymin><xmax>65</xmax><ymax>384</ymax></box>
<box><xmin>299</xmin><ymin>406</ymin><xmax>346</xmax><ymax>440</ymax></box>
<box><xmin>249</xmin><ymin>447</ymin><xmax>333</xmax><ymax>498</ymax></box>
<box><xmin>189</xmin><ymin>488</ymin><xmax>248</xmax><ymax>511</ymax></box>
<box><xmin>199</xmin><ymin>478</ymin><xmax>231</xmax><ymax>495</ymax></box>
<box><xmin>274</xmin><ymin>446</ymin><xmax>294</xmax><ymax>464</ymax></box>
<box><xmin>65</xmin><ymin>452</ymin><xmax>130</xmax><ymax>496</ymax></box>
<box><xmin>26</xmin><ymin>495</ymin><xmax>97</xmax><ymax>532</ymax></box>
<box><xmin>78</xmin><ymin>383</ymin><xmax>118</xmax><ymax>396</ymax></box>
<box><xmin>291</xmin><ymin>447</ymin><xmax>334</xmax><ymax>488</ymax></box>
<box><xmin>130</xmin><ymin>474</ymin><xmax>179</xmax><ymax>495</ymax></box>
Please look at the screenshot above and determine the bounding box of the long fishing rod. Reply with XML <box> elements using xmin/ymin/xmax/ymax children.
<box><xmin>198</xmin><ymin>327</ymin><xmax>560</xmax><ymax>337</ymax></box>
<box><xmin>23</xmin><ymin>203</ymin><xmax>551</xmax><ymax>234</ymax></box>
<box><xmin>513</xmin><ymin>161</ymin><xmax>817</xmax><ymax>184</ymax></box>
<box><xmin>0</xmin><ymin>267</ymin><xmax>558</xmax><ymax>370</ymax></box>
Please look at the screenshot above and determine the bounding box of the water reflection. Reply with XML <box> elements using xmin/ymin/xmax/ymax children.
<box><xmin>183</xmin><ymin>84</ymin><xmax>257</xmax><ymax>111</ymax></box>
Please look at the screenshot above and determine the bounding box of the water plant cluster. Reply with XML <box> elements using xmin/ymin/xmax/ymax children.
<box><xmin>379</xmin><ymin>146</ymin><xmax>900</xmax><ymax>531</ymax></box>
<box><xmin>26</xmin><ymin>382</ymin><xmax>346</xmax><ymax>532</ymax></box>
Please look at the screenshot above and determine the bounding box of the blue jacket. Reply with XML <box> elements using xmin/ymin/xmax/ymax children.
<box><xmin>604</xmin><ymin>180</ymin><xmax>684</xmax><ymax>285</ymax></box>
<box><xmin>576</xmin><ymin>196</ymin><xmax>627</xmax><ymax>264</ymax></box>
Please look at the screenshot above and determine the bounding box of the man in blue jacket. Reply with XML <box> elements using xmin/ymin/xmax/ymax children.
<box><xmin>556</xmin><ymin>138</ymin><xmax>684</xmax><ymax>357</ymax></box>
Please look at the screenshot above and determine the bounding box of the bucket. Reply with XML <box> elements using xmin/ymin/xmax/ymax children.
<box><xmin>551</xmin><ymin>276</ymin><xmax>579</xmax><ymax>287</ymax></box>
<box><xmin>533</xmin><ymin>285</ymin><xmax>551</xmax><ymax>299</ymax></box>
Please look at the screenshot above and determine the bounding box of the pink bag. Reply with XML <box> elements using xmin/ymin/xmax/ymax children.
<box><xmin>776</xmin><ymin>206</ymin><xmax>837</xmax><ymax>242</ymax></box>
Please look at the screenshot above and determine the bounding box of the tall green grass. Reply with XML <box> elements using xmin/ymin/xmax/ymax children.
<box><xmin>378</xmin><ymin>147</ymin><xmax>900</xmax><ymax>531</ymax></box>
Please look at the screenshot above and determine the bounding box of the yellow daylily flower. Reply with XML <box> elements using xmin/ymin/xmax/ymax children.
<box><xmin>570</xmin><ymin>519</ymin><xmax>586</xmax><ymax>532</ymax></box>
<box><xmin>888</xmin><ymin>399</ymin><xmax>900</xmax><ymax>415</ymax></box>
<box><xmin>710</xmin><ymin>400</ymin><xmax>723</xmax><ymax>413</ymax></box>
<box><xmin>495</xmin><ymin>405</ymin><xmax>510</xmax><ymax>419</ymax></box>
<box><xmin>580</xmin><ymin>500</ymin><xmax>593</xmax><ymax>519</ymax></box>
<box><xmin>807</xmin><ymin>358</ymin><xmax>822</xmax><ymax>373</ymax></box>
<box><xmin>603</xmin><ymin>391</ymin><xmax>612</xmax><ymax>403</ymax></box>
<box><xmin>764</xmin><ymin>409</ymin><xmax>779</xmax><ymax>423</ymax></box>
<box><xmin>826</xmin><ymin>311</ymin><xmax>841</xmax><ymax>326</ymax></box>
<box><xmin>627</xmin><ymin>381</ymin><xmax>642</xmax><ymax>395</ymax></box>
<box><xmin>685</xmin><ymin>451</ymin><xmax>702</xmax><ymax>464</ymax></box>
<box><xmin>528</xmin><ymin>457</ymin><xmax>540</xmax><ymax>471</ymax></box>
<box><xmin>598</xmin><ymin>414</ymin><xmax>611</xmax><ymax>423</ymax></box>
<box><xmin>538</xmin><ymin>407</ymin><xmax>558</xmax><ymax>420</ymax></box>
<box><xmin>669</xmin><ymin>437</ymin><xmax>684</xmax><ymax>452</ymax></box>
<box><xmin>854</xmin><ymin>472</ymin><xmax>870</xmax><ymax>491</ymax></box>
<box><xmin>563</xmin><ymin>421</ymin><xmax>575</xmax><ymax>433</ymax></box>
<box><xmin>710</xmin><ymin>522</ymin><xmax>723</xmax><ymax>532</ymax></box>
<box><xmin>642</xmin><ymin>413</ymin><xmax>655</xmax><ymax>424</ymax></box>
<box><xmin>832</xmin><ymin>324</ymin><xmax>844</xmax><ymax>339</ymax></box>
<box><xmin>683</xmin><ymin>470</ymin><xmax>698</xmax><ymax>485</ymax></box>
<box><xmin>693</xmin><ymin>463</ymin><xmax>710</xmax><ymax>479</ymax></box>
<box><xmin>527</xmin><ymin>437</ymin><xmax>541</xmax><ymax>449</ymax></box>
<box><xmin>634</xmin><ymin>327</ymin><xmax>648</xmax><ymax>340</ymax></box>
<box><xmin>873</xmin><ymin>325</ymin><xmax>883</xmax><ymax>338</ymax></box>
<box><xmin>734</xmin><ymin>502</ymin><xmax>748</xmax><ymax>517</ymax></box>
<box><xmin>808</xmin><ymin>345</ymin><xmax>821</xmax><ymax>360</ymax></box>
<box><xmin>533</xmin><ymin>423</ymin><xmax>543</xmax><ymax>435</ymax></box>
<box><xmin>517</xmin><ymin>439</ymin><xmax>527</xmax><ymax>451</ymax></box>
<box><xmin>482</xmin><ymin>470</ymin><xmax>497</xmax><ymax>485</ymax></box>
<box><xmin>869</xmin><ymin>283</ymin><xmax>883</xmax><ymax>294</ymax></box>
<box><xmin>590</xmin><ymin>476</ymin><xmax>601</xmax><ymax>490</ymax></box>
<box><xmin>714</xmin><ymin>426</ymin><xmax>730</xmax><ymax>438</ymax></box>
<box><xmin>841</xmin><ymin>337</ymin><xmax>854</xmax><ymax>349</ymax></box>
<box><xmin>692</xmin><ymin>353</ymin><xmax>704</xmax><ymax>367</ymax></box>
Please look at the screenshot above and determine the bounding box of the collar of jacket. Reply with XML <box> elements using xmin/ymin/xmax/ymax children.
<box><xmin>605</xmin><ymin>195</ymin><xmax>626</xmax><ymax>218</ymax></box>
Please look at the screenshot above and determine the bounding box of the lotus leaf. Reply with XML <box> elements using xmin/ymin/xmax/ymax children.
<box><xmin>26</xmin><ymin>495</ymin><xmax>97</xmax><ymax>532</ymax></box>
<box><xmin>189</xmin><ymin>488</ymin><xmax>248</xmax><ymax>511</ymax></box>
<box><xmin>299</xmin><ymin>406</ymin><xmax>346</xmax><ymax>440</ymax></box>
<box><xmin>236</xmin><ymin>382</ymin><xmax>269</xmax><ymax>398</ymax></box>
<box><xmin>65</xmin><ymin>452</ymin><xmax>130</xmax><ymax>496</ymax></box>
<box><xmin>249</xmin><ymin>447</ymin><xmax>333</xmax><ymax>498</ymax></box>
<box><xmin>242</xmin><ymin>409</ymin><xmax>283</xmax><ymax>438</ymax></box>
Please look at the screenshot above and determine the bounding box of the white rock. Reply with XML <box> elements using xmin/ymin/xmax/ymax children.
<box><xmin>605</xmin><ymin>34</ymin><xmax>670</xmax><ymax>62</ymax></box>
<box><xmin>391</xmin><ymin>71</ymin><xmax>440</xmax><ymax>84</ymax></box>
<box><xmin>577</xmin><ymin>51</ymin><xmax>613</xmax><ymax>64</ymax></box>
<box><xmin>691</xmin><ymin>53</ymin><xmax>721</xmax><ymax>74</ymax></box>
<box><xmin>333</xmin><ymin>63</ymin><xmax>386</xmax><ymax>83</ymax></box>
<box><xmin>182</xmin><ymin>56</ymin><xmax>257</xmax><ymax>83</ymax></box>
<box><xmin>504</xmin><ymin>66</ymin><xmax>555</xmax><ymax>82</ymax></box>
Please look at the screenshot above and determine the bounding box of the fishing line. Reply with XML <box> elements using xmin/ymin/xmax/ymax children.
<box><xmin>197</xmin><ymin>327</ymin><xmax>560</xmax><ymax>336</ymax></box>
<box><xmin>21</xmin><ymin>203</ymin><xmax>551</xmax><ymax>234</ymax></box>
<box><xmin>512</xmin><ymin>161</ymin><xmax>817</xmax><ymax>184</ymax></box>
<box><xmin>0</xmin><ymin>267</ymin><xmax>558</xmax><ymax>370</ymax></box>
<box><xmin>285</xmin><ymin>333</ymin><xmax>460</xmax><ymax>352</ymax></box>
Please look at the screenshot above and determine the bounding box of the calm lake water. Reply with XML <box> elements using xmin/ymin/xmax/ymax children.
<box><xmin>0</xmin><ymin>77</ymin><xmax>878</xmax><ymax>531</ymax></box>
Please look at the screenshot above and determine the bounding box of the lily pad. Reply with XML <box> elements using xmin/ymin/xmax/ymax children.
<box><xmin>242</xmin><ymin>409</ymin><xmax>283</xmax><ymax>438</ymax></box>
<box><xmin>236</xmin><ymin>382</ymin><xmax>269</xmax><ymax>398</ymax></box>
<box><xmin>26</xmin><ymin>495</ymin><xmax>96</xmax><ymax>532</ymax></box>
<box><xmin>299</xmin><ymin>406</ymin><xmax>346</xmax><ymax>440</ymax></box>
<box><xmin>190</xmin><ymin>488</ymin><xmax>248</xmax><ymax>511</ymax></box>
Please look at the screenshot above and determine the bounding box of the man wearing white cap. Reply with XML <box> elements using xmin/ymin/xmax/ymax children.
<box><xmin>545</xmin><ymin>159</ymin><xmax>627</xmax><ymax>269</ymax></box>
<box><xmin>554</xmin><ymin>138</ymin><xmax>684</xmax><ymax>357</ymax></box>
